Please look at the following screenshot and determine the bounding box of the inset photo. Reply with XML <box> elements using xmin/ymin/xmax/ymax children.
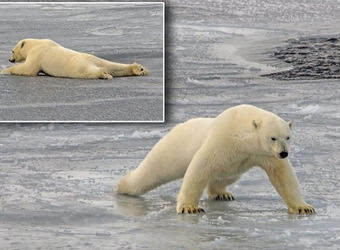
<box><xmin>0</xmin><ymin>2</ymin><xmax>164</xmax><ymax>122</ymax></box>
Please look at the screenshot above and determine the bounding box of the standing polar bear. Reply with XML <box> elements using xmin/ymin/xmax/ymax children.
<box><xmin>117</xmin><ymin>105</ymin><xmax>315</xmax><ymax>215</ymax></box>
<box><xmin>1</xmin><ymin>38</ymin><xmax>148</xmax><ymax>79</ymax></box>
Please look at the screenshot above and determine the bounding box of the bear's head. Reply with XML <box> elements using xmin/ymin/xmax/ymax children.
<box><xmin>253</xmin><ymin>117</ymin><xmax>292</xmax><ymax>160</ymax></box>
<box><xmin>9</xmin><ymin>39</ymin><xmax>28</xmax><ymax>63</ymax></box>
<box><xmin>130</xmin><ymin>62</ymin><xmax>149</xmax><ymax>76</ymax></box>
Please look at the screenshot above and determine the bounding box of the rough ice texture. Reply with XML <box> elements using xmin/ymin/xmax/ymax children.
<box><xmin>1</xmin><ymin>0</ymin><xmax>340</xmax><ymax>249</ymax></box>
<box><xmin>263</xmin><ymin>36</ymin><xmax>340</xmax><ymax>80</ymax></box>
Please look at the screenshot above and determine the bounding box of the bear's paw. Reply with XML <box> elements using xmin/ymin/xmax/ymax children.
<box><xmin>0</xmin><ymin>68</ymin><xmax>11</xmax><ymax>75</ymax></box>
<box><xmin>177</xmin><ymin>204</ymin><xmax>205</xmax><ymax>214</ymax></box>
<box><xmin>209</xmin><ymin>192</ymin><xmax>235</xmax><ymax>201</ymax></box>
<box><xmin>130</xmin><ymin>63</ymin><xmax>148</xmax><ymax>76</ymax></box>
<box><xmin>102</xmin><ymin>72</ymin><xmax>113</xmax><ymax>80</ymax></box>
<box><xmin>288</xmin><ymin>204</ymin><xmax>316</xmax><ymax>214</ymax></box>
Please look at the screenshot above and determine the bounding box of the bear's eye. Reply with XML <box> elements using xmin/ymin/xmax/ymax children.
<box><xmin>271</xmin><ymin>137</ymin><xmax>277</xmax><ymax>141</ymax></box>
<box><xmin>286</xmin><ymin>136</ymin><xmax>290</xmax><ymax>140</ymax></box>
<box><xmin>12</xmin><ymin>50</ymin><xmax>14</xmax><ymax>53</ymax></box>
<box><xmin>141</xmin><ymin>68</ymin><xmax>144</xmax><ymax>71</ymax></box>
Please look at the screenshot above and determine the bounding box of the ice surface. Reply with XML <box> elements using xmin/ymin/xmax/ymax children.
<box><xmin>1</xmin><ymin>0</ymin><xmax>340</xmax><ymax>249</ymax></box>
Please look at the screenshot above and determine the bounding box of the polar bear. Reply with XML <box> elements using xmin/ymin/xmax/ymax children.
<box><xmin>116</xmin><ymin>105</ymin><xmax>315</xmax><ymax>215</ymax></box>
<box><xmin>0</xmin><ymin>38</ymin><xmax>148</xmax><ymax>79</ymax></box>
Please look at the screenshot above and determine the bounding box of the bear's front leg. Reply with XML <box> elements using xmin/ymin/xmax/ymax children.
<box><xmin>0</xmin><ymin>62</ymin><xmax>39</xmax><ymax>77</ymax></box>
<box><xmin>1</xmin><ymin>67</ymin><xmax>11</xmax><ymax>74</ymax></box>
<box><xmin>261</xmin><ymin>158</ymin><xmax>315</xmax><ymax>214</ymax></box>
<box><xmin>176</xmin><ymin>144</ymin><xmax>215</xmax><ymax>214</ymax></box>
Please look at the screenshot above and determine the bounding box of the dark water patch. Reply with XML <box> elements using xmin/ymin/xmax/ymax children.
<box><xmin>263</xmin><ymin>35</ymin><xmax>340</xmax><ymax>80</ymax></box>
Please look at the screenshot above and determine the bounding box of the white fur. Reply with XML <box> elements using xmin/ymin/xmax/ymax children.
<box><xmin>1</xmin><ymin>38</ymin><xmax>148</xmax><ymax>79</ymax></box>
<box><xmin>116</xmin><ymin>105</ymin><xmax>315</xmax><ymax>214</ymax></box>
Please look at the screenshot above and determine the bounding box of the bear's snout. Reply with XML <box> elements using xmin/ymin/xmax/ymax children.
<box><xmin>9</xmin><ymin>58</ymin><xmax>15</xmax><ymax>63</ymax></box>
<box><xmin>279</xmin><ymin>151</ymin><xmax>288</xmax><ymax>159</ymax></box>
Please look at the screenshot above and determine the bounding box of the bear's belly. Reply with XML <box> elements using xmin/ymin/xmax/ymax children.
<box><xmin>39</xmin><ymin>47</ymin><xmax>82</xmax><ymax>77</ymax></box>
<box><xmin>40</xmin><ymin>59</ymin><xmax>74</xmax><ymax>77</ymax></box>
<box><xmin>215</xmin><ymin>157</ymin><xmax>254</xmax><ymax>180</ymax></box>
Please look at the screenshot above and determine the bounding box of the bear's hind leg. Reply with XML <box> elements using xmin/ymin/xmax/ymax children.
<box><xmin>116</xmin><ymin>164</ymin><xmax>169</xmax><ymax>197</ymax></box>
<box><xmin>207</xmin><ymin>177</ymin><xmax>238</xmax><ymax>201</ymax></box>
<box><xmin>209</xmin><ymin>190</ymin><xmax>235</xmax><ymax>201</ymax></box>
<box><xmin>82</xmin><ymin>66</ymin><xmax>112</xmax><ymax>80</ymax></box>
<box><xmin>100</xmin><ymin>71</ymin><xmax>113</xmax><ymax>80</ymax></box>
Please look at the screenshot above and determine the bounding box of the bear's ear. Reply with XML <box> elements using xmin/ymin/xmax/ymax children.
<box><xmin>288</xmin><ymin>120</ymin><xmax>293</xmax><ymax>129</ymax></box>
<box><xmin>20</xmin><ymin>41</ymin><xmax>25</xmax><ymax>49</ymax></box>
<box><xmin>252</xmin><ymin>120</ymin><xmax>261</xmax><ymax>129</ymax></box>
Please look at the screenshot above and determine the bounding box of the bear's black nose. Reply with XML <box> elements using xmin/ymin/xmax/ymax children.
<box><xmin>279</xmin><ymin>151</ymin><xmax>288</xmax><ymax>159</ymax></box>
<box><xmin>9</xmin><ymin>59</ymin><xmax>15</xmax><ymax>63</ymax></box>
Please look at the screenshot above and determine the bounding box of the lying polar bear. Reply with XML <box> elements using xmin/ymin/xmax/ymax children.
<box><xmin>1</xmin><ymin>38</ymin><xmax>148</xmax><ymax>79</ymax></box>
<box><xmin>116</xmin><ymin>104</ymin><xmax>315</xmax><ymax>215</ymax></box>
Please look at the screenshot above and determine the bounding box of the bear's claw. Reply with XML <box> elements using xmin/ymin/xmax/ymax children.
<box><xmin>215</xmin><ymin>194</ymin><xmax>235</xmax><ymax>201</ymax></box>
<box><xmin>289</xmin><ymin>204</ymin><xmax>315</xmax><ymax>214</ymax></box>
<box><xmin>209</xmin><ymin>192</ymin><xmax>235</xmax><ymax>201</ymax></box>
<box><xmin>178</xmin><ymin>205</ymin><xmax>205</xmax><ymax>214</ymax></box>
<box><xmin>299</xmin><ymin>207</ymin><xmax>315</xmax><ymax>214</ymax></box>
